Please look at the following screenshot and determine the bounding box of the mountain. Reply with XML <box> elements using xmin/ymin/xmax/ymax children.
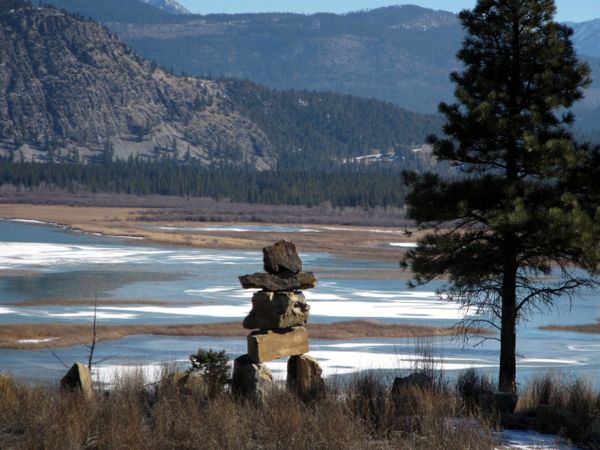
<box><xmin>49</xmin><ymin>4</ymin><xmax>463</xmax><ymax>114</ymax></box>
<box><xmin>40</xmin><ymin>3</ymin><xmax>600</xmax><ymax>132</ymax></box>
<box><xmin>570</xmin><ymin>19</ymin><xmax>600</xmax><ymax>59</ymax></box>
<box><xmin>140</xmin><ymin>0</ymin><xmax>190</xmax><ymax>15</ymax></box>
<box><xmin>0</xmin><ymin>3</ymin><xmax>439</xmax><ymax>167</ymax></box>
<box><xmin>42</xmin><ymin>0</ymin><xmax>183</xmax><ymax>23</ymax></box>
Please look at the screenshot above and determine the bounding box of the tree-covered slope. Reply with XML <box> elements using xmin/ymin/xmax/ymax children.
<box><xmin>0</xmin><ymin>3</ymin><xmax>440</xmax><ymax>169</ymax></box>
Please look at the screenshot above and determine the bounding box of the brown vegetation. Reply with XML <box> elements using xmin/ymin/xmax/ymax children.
<box><xmin>0</xmin><ymin>198</ymin><xmax>422</xmax><ymax>262</ymax></box>
<box><xmin>0</xmin><ymin>369</ymin><xmax>495</xmax><ymax>450</ymax></box>
<box><xmin>516</xmin><ymin>373</ymin><xmax>600</xmax><ymax>447</ymax></box>
<box><xmin>540</xmin><ymin>320</ymin><xmax>600</xmax><ymax>334</ymax></box>
<box><xmin>0</xmin><ymin>320</ymin><xmax>475</xmax><ymax>350</ymax></box>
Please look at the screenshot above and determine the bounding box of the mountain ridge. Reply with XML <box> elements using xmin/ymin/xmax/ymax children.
<box><xmin>0</xmin><ymin>4</ymin><xmax>440</xmax><ymax>168</ymax></box>
<box><xmin>42</xmin><ymin>1</ymin><xmax>600</xmax><ymax>129</ymax></box>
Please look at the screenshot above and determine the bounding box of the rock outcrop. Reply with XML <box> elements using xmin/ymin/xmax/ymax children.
<box><xmin>0</xmin><ymin>5</ymin><xmax>275</xmax><ymax>168</ymax></box>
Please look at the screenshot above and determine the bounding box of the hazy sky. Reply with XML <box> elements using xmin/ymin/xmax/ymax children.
<box><xmin>176</xmin><ymin>1</ymin><xmax>600</xmax><ymax>23</ymax></box>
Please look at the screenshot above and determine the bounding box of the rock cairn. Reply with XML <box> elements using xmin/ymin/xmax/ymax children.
<box><xmin>232</xmin><ymin>240</ymin><xmax>324</xmax><ymax>400</ymax></box>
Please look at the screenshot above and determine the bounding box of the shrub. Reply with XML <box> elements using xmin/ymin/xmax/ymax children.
<box><xmin>189</xmin><ymin>348</ymin><xmax>230</xmax><ymax>396</ymax></box>
<box><xmin>456</xmin><ymin>369</ymin><xmax>494</xmax><ymax>412</ymax></box>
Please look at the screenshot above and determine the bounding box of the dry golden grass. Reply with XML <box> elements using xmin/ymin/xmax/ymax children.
<box><xmin>0</xmin><ymin>370</ymin><xmax>496</xmax><ymax>450</ymax></box>
<box><xmin>0</xmin><ymin>203</ymin><xmax>424</xmax><ymax>262</ymax></box>
<box><xmin>0</xmin><ymin>320</ymin><xmax>477</xmax><ymax>350</ymax></box>
<box><xmin>540</xmin><ymin>320</ymin><xmax>600</xmax><ymax>334</ymax></box>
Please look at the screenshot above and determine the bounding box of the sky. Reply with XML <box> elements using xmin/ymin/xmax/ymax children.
<box><xmin>176</xmin><ymin>1</ymin><xmax>600</xmax><ymax>23</ymax></box>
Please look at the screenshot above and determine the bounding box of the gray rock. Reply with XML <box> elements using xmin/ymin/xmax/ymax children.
<box><xmin>287</xmin><ymin>354</ymin><xmax>325</xmax><ymax>400</ymax></box>
<box><xmin>263</xmin><ymin>240</ymin><xmax>302</xmax><ymax>274</ymax></box>
<box><xmin>239</xmin><ymin>271</ymin><xmax>317</xmax><ymax>291</ymax></box>
<box><xmin>60</xmin><ymin>362</ymin><xmax>94</xmax><ymax>399</ymax></box>
<box><xmin>243</xmin><ymin>291</ymin><xmax>310</xmax><ymax>330</ymax></box>
<box><xmin>231</xmin><ymin>354</ymin><xmax>273</xmax><ymax>401</ymax></box>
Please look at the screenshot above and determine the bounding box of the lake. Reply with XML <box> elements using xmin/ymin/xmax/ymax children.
<box><xmin>0</xmin><ymin>220</ymin><xmax>599</xmax><ymax>386</ymax></box>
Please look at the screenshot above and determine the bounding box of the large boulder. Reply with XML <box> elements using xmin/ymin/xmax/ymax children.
<box><xmin>60</xmin><ymin>362</ymin><xmax>94</xmax><ymax>399</ymax></box>
<box><xmin>247</xmin><ymin>327</ymin><xmax>309</xmax><ymax>363</ymax></box>
<box><xmin>243</xmin><ymin>291</ymin><xmax>310</xmax><ymax>330</ymax></box>
<box><xmin>287</xmin><ymin>354</ymin><xmax>325</xmax><ymax>400</ymax></box>
<box><xmin>231</xmin><ymin>354</ymin><xmax>273</xmax><ymax>401</ymax></box>
<box><xmin>239</xmin><ymin>271</ymin><xmax>317</xmax><ymax>291</ymax></box>
<box><xmin>263</xmin><ymin>240</ymin><xmax>302</xmax><ymax>274</ymax></box>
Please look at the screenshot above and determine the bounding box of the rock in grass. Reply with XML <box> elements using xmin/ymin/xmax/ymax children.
<box><xmin>231</xmin><ymin>354</ymin><xmax>273</xmax><ymax>401</ymax></box>
<box><xmin>263</xmin><ymin>240</ymin><xmax>302</xmax><ymax>274</ymax></box>
<box><xmin>60</xmin><ymin>362</ymin><xmax>94</xmax><ymax>399</ymax></box>
<box><xmin>247</xmin><ymin>327</ymin><xmax>309</xmax><ymax>363</ymax></box>
<box><xmin>239</xmin><ymin>271</ymin><xmax>317</xmax><ymax>291</ymax></box>
<box><xmin>287</xmin><ymin>354</ymin><xmax>325</xmax><ymax>400</ymax></box>
<box><xmin>243</xmin><ymin>291</ymin><xmax>310</xmax><ymax>330</ymax></box>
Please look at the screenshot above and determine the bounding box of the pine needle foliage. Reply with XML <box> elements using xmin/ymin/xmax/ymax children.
<box><xmin>402</xmin><ymin>0</ymin><xmax>600</xmax><ymax>393</ymax></box>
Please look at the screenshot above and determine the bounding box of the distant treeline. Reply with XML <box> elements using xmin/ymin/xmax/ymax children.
<box><xmin>0</xmin><ymin>159</ymin><xmax>409</xmax><ymax>209</ymax></box>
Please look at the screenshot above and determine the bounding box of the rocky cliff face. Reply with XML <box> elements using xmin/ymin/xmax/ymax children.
<box><xmin>0</xmin><ymin>7</ymin><xmax>275</xmax><ymax>168</ymax></box>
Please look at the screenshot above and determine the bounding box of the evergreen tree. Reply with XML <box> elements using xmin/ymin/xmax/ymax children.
<box><xmin>401</xmin><ymin>0</ymin><xmax>600</xmax><ymax>393</ymax></box>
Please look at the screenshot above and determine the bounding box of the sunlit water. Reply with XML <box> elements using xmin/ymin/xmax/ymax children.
<box><xmin>0</xmin><ymin>220</ymin><xmax>599</xmax><ymax>389</ymax></box>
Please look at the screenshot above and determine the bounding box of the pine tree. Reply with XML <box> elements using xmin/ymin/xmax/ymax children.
<box><xmin>402</xmin><ymin>0</ymin><xmax>600</xmax><ymax>393</ymax></box>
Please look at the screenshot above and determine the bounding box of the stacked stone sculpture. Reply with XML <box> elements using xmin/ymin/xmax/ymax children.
<box><xmin>232</xmin><ymin>240</ymin><xmax>324</xmax><ymax>400</ymax></box>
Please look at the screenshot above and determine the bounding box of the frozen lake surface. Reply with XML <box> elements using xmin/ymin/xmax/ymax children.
<box><xmin>0</xmin><ymin>220</ymin><xmax>599</xmax><ymax>386</ymax></box>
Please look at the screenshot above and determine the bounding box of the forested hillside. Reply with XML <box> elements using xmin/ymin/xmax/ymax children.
<box><xmin>225</xmin><ymin>80</ymin><xmax>442</xmax><ymax>167</ymax></box>
<box><xmin>42</xmin><ymin>1</ymin><xmax>600</xmax><ymax>132</ymax></box>
<box><xmin>0</xmin><ymin>2</ymin><xmax>440</xmax><ymax>169</ymax></box>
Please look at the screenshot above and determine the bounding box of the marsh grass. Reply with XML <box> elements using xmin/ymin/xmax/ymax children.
<box><xmin>0</xmin><ymin>367</ymin><xmax>496</xmax><ymax>450</ymax></box>
<box><xmin>0</xmin><ymin>320</ymin><xmax>471</xmax><ymax>350</ymax></box>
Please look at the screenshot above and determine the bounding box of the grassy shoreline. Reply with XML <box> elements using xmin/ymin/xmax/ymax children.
<box><xmin>540</xmin><ymin>320</ymin><xmax>600</xmax><ymax>334</ymax></box>
<box><xmin>0</xmin><ymin>320</ymin><xmax>479</xmax><ymax>350</ymax></box>
<box><xmin>0</xmin><ymin>202</ymin><xmax>423</xmax><ymax>262</ymax></box>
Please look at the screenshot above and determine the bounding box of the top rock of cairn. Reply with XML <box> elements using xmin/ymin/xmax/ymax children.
<box><xmin>240</xmin><ymin>240</ymin><xmax>316</xmax><ymax>292</ymax></box>
<box><xmin>263</xmin><ymin>240</ymin><xmax>302</xmax><ymax>274</ymax></box>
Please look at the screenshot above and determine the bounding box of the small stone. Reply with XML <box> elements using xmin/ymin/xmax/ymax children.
<box><xmin>231</xmin><ymin>354</ymin><xmax>273</xmax><ymax>401</ymax></box>
<box><xmin>263</xmin><ymin>240</ymin><xmax>302</xmax><ymax>274</ymax></box>
<box><xmin>239</xmin><ymin>271</ymin><xmax>317</xmax><ymax>291</ymax></box>
<box><xmin>243</xmin><ymin>291</ymin><xmax>310</xmax><ymax>330</ymax></box>
<box><xmin>287</xmin><ymin>354</ymin><xmax>325</xmax><ymax>400</ymax></box>
<box><xmin>60</xmin><ymin>362</ymin><xmax>94</xmax><ymax>399</ymax></box>
<box><xmin>247</xmin><ymin>327</ymin><xmax>309</xmax><ymax>363</ymax></box>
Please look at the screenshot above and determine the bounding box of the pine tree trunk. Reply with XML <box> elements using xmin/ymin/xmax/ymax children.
<box><xmin>499</xmin><ymin>256</ymin><xmax>518</xmax><ymax>394</ymax></box>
